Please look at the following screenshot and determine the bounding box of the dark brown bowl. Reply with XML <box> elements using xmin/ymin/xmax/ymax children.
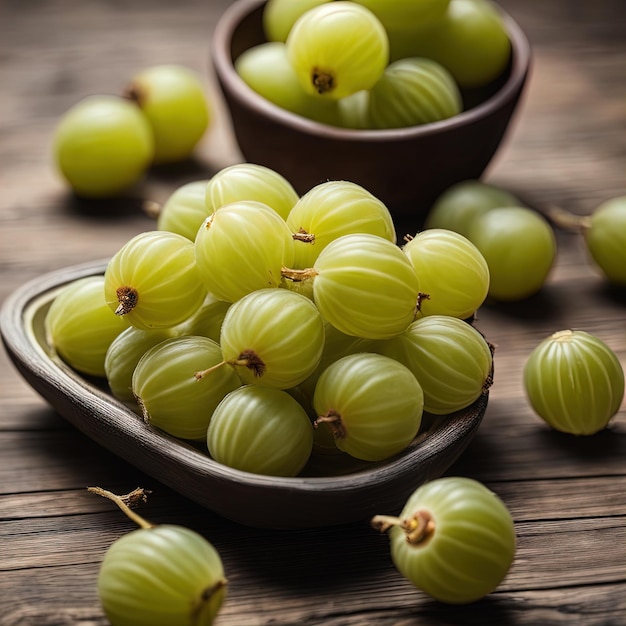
<box><xmin>1</xmin><ymin>260</ymin><xmax>488</xmax><ymax>529</ymax></box>
<box><xmin>211</xmin><ymin>0</ymin><xmax>531</xmax><ymax>221</ymax></box>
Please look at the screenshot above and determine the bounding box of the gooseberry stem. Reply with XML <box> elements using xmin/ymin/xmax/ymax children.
<box><xmin>545</xmin><ymin>205</ymin><xmax>591</xmax><ymax>232</ymax></box>
<box><xmin>371</xmin><ymin>510</ymin><xmax>435</xmax><ymax>545</ymax></box>
<box><xmin>143</xmin><ymin>199</ymin><xmax>161</xmax><ymax>219</ymax></box>
<box><xmin>281</xmin><ymin>266</ymin><xmax>318</xmax><ymax>282</ymax></box>
<box><xmin>292</xmin><ymin>228</ymin><xmax>315</xmax><ymax>243</ymax></box>
<box><xmin>194</xmin><ymin>360</ymin><xmax>227</xmax><ymax>380</ymax></box>
<box><xmin>88</xmin><ymin>486</ymin><xmax>154</xmax><ymax>529</ymax></box>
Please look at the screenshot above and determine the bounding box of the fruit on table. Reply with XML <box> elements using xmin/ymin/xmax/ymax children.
<box><xmin>286</xmin><ymin>1</ymin><xmax>389</xmax><ymax>99</ymax></box>
<box><xmin>372</xmin><ymin>476</ymin><xmax>516</xmax><ymax>604</ymax></box>
<box><xmin>467</xmin><ymin>205</ymin><xmax>557</xmax><ymax>301</ymax></box>
<box><xmin>425</xmin><ymin>179</ymin><xmax>520</xmax><ymax>238</ymax></box>
<box><xmin>523</xmin><ymin>329</ymin><xmax>625</xmax><ymax>435</ymax></box>
<box><xmin>92</xmin><ymin>487</ymin><xmax>226</xmax><ymax>626</ymax></box>
<box><xmin>125</xmin><ymin>64</ymin><xmax>211</xmax><ymax>164</ymax></box>
<box><xmin>582</xmin><ymin>195</ymin><xmax>626</xmax><ymax>286</ymax></box>
<box><xmin>53</xmin><ymin>94</ymin><xmax>154</xmax><ymax>197</ymax></box>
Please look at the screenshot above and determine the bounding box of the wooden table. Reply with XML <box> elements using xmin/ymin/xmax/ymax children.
<box><xmin>1</xmin><ymin>1</ymin><xmax>625</xmax><ymax>624</ymax></box>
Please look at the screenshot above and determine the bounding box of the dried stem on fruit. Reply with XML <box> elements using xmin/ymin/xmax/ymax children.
<box><xmin>115</xmin><ymin>286</ymin><xmax>139</xmax><ymax>316</ymax></box>
<box><xmin>281</xmin><ymin>266</ymin><xmax>318</xmax><ymax>282</ymax></box>
<box><xmin>371</xmin><ymin>510</ymin><xmax>436</xmax><ymax>546</ymax></box>
<box><xmin>314</xmin><ymin>410</ymin><xmax>346</xmax><ymax>439</ymax></box>
<box><xmin>88</xmin><ymin>486</ymin><xmax>154</xmax><ymax>529</ymax></box>
<box><xmin>292</xmin><ymin>228</ymin><xmax>316</xmax><ymax>243</ymax></box>
<box><xmin>312</xmin><ymin>68</ymin><xmax>334</xmax><ymax>95</ymax></box>
<box><xmin>545</xmin><ymin>205</ymin><xmax>591</xmax><ymax>232</ymax></box>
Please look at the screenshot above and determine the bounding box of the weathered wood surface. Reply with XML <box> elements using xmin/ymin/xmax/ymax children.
<box><xmin>1</xmin><ymin>1</ymin><xmax>625</xmax><ymax>625</ymax></box>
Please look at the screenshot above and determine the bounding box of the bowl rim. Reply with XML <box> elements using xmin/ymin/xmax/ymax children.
<box><xmin>0</xmin><ymin>260</ymin><xmax>488</xmax><ymax>527</ymax></box>
<box><xmin>211</xmin><ymin>0</ymin><xmax>532</xmax><ymax>142</ymax></box>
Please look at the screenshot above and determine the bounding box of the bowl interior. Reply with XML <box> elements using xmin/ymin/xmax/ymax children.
<box><xmin>211</xmin><ymin>0</ymin><xmax>531</xmax><ymax>220</ymax></box>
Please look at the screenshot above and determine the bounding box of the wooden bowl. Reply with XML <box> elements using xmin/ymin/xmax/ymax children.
<box><xmin>0</xmin><ymin>261</ymin><xmax>488</xmax><ymax>529</ymax></box>
<box><xmin>211</xmin><ymin>0</ymin><xmax>531</xmax><ymax>221</ymax></box>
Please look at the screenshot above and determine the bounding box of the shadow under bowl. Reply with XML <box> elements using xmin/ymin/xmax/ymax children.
<box><xmin>211</xmin><ymin>0</ymin><xmax>532</xmax><ymax>221</ymax></box>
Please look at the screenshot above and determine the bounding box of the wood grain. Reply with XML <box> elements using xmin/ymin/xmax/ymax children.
<box><xmin>1</xmin><ymin>0</ymin><xmax>625</xmax><ymax>624</ymax></box>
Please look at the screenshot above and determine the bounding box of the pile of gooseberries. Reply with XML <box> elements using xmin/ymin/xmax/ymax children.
<box><xmin>46</xmin><ymin>163</ymin><xmax>495</xmax><ymax>474</ymax></box>
<box><xmin>53</xmin><ymin>64</ymin><xmax>211</xmax><ymax>198</ymax></box>
<box><xmin>236</xmin><ymin>0</ymin><xmax>512</xmax><ymax>129</ymax></box>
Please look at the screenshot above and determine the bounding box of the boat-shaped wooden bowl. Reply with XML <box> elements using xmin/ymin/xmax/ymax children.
<box><xmin>0</xmin><ymin>260</ymin><xmax>488</xmax><ymax>529</ymax></box>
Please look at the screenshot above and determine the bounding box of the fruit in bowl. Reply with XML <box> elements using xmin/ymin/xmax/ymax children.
<box><xmin>211</xmin><ymin>0</ymin><xmax>531</xmax><ymax>218</ymax></box>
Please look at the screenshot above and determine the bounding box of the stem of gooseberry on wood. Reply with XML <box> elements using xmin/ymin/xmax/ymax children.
<box><xmin>281</xmin><ymin>266</ymin><xmax>318</xmax><ymax>282</ymax></box>
<box><xmin>142</xmin><ymin>199</ymin><xmax>161</xmax><ymax>219</ymax></box>
<box><xmin>371</xmin><ymin>510</ymin><xmax>435</xmax><ymax>546</ymax></box>
<box><xmin>88</xmin><ymin>486</ymin><xmax>154</xmax><ymax>529</ymax></box>
<box><xmin>545</xmin><ymin>205</ymin><xmax>591</xmax><ymax>232</ymax></box>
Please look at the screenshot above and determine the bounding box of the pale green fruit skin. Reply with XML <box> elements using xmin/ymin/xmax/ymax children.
<box><xmin>236</xmin><ymin>42</ymin><xmax>341</xmax><ymax>126</ymax></box>
<box><xmin>286</xmin><ymin>2</ymin><xmax>389</xmax><ymax>100</ymax></box>
<box><xmin>388</xmin><ymin>477</ymin><xmax>516</xmax><ymax>604</ymax></box>
<box><xmin>45</xmin><ymin>276</ymin><xmax>130</xmax><ymax>377</ymax></box>
<box><xmin>299</xmin><ymin>320</ymin><xmax>376</xmax><ymax>402</ymax></box>
<box><xmin>175</xmin><ymin>294</ymin><xmax>231</xmax><ymax>344</ymax></box>
<box><xmin>403</xmin><ymin>228</ymin><xmax>489</xmax><ymax>319</ymax></box>
<box><xmin>104</xmin><ymin>230</ymin><xmax>207</xmax><ymax>330</ymax></box>
<box><xmin>468</xmin><ymin>206</ymin><xmax>557</xmax><ymax>301</ymax></box>
<box><xmin>105</xmin><ymin>326</ymin><xmax>176</xmax><ymax>407</ymax></box>
<box><xmin>220</xmin><ymin>288</ymin><xmax>325</xmax><ymax>389</ymax></box>
<box><xmin>263</xmin><ymin>0</ymin><xmax>331</xmax><ymax>42</ymax></box>
<box><xmin>53</xmin><ymin>95</ymin><xmax>154</xmax><ymax>197</ymax></box>
<box><xmin>98</xmin><ymin>525</ymin><xmax>226</xmax><ymax>626</ymax></box>
<box><xmin>523</xmin><ymin>330</ymin><xmax>625</xmax><ymax>435</ymax></box>
<box><xmin>132</xmin><ymin>336</ymin><xmax>241</xmax><ymax>440</ymax></box>
<box><xmin>204</xmin><ymin>163</ymin><xmax>299</xmax><ymax>220</ymax></box>
<box><xmin>194</xmin><ymin>201</ymin><xmax>295</xmax><ymax>302</ymax></box>
<box><xmin>336</xmin><ymin>89</ymin><xmax>371</xmax><ymax>129</ymax></box>
<box><xmin>584</xmin><ymin>196</ymin><xmax>626</xmax><ymax>285</ymax></box>
<box><xmin>353</xmin><ymin>0</ymin><xmax>450</xmax><ymax>32</ymax></box>
<box><xmin>207</xmin><ymin>385</ymin><xmax>314</xmax><ymax>476</ymax></box>
<box><xmin>391</xmin><ymin>0</ymin><xmax>511</xmax><ymax>88</ymax></box>
<box><xmin>368</xmin><ymin>58</ymin><xmax>462</xmax><ymax>129</ymax></box>
<box><xmin>425</xmin><ymin>179</ymin><xmax>520</xmax><ymax>238</ymax></box>
<box><xmin>379</xmin><ymin>315</ymin><xmax>493</xmax><ymax>414</ymax></box>
<box><xmin>156</xmin><ymin>180</ymin><xmax>211</xmax><ymax>241</ymax></box>
<box><xmin>313</xmin><ymin>233</ymin><xmax>420</xmax><ymax>340</ymax></box>
<box><xmin>128</xmin><ymin>64</ymin><xmax>210</xmax><ymax>163</ymax></box>
<box><xmin>286</xmin><ymin>180</ymin><xmax>396</xmax><ymax>269</ymax></box>
<box><xmin>313</xmin><ymin>352</ymin><xmax>424</xmax><ymax>461</ymax></box>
